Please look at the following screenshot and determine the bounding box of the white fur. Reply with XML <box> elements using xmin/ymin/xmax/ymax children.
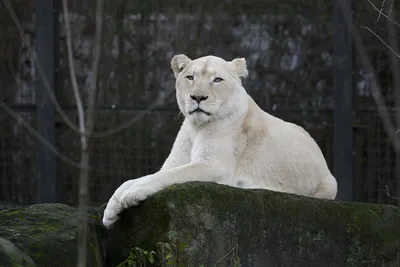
<box><xmin>102</xmin><ymin>54</ymin><xmax>338</xmax><ymax>229</ymax></box>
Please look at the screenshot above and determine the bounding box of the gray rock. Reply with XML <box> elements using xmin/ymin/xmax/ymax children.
<box><xmin>101</xmin><ymin>181</ymin><xmax>400</xmax><ymax>267</ymax></box>
<box><xmin>0</xmin><ymin>203</ymin><xmax>103</xmax><ymax>267</ymax></box>
<box><xmin>1</xmin><ymin>183</ymin><xmax>400</xmax><ymax>267</ymax></box>
<box><xmin>0</xmin><ymin>237</ymin><xmax>36</xmax><ymax>267</ymax></box>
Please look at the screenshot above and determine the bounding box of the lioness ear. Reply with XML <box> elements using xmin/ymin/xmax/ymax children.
<box><xmin>171</xmin><ymin>54</ymin><xmax>191</xmax><ymax>78</ymax></box>
<box><xmin>230</xmin><ymin>57</ymin><xmax>248</xmax><ymax>79</ymax></box>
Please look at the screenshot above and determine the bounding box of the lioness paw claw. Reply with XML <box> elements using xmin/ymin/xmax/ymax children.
<box><xmin>102</xmin><ymin>214</ymin><xmax>118</xmax><ymax>229</ymax></box>
<box><xmin>120</xmin><ymin>188</ymin><xmax>145</xmax><ymax>208</ymax></box>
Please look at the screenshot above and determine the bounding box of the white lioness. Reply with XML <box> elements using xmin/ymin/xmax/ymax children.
<box><xmin>102</xmin><ymin>54</ymin><xmax>338</xmax><ymax>229</ymax></box>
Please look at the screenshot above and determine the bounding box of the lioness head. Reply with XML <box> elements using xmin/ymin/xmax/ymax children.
<box><xmin>171</xmin><ymin>54</ymin><xmax>248</xmax><ymax>125</ymax></box>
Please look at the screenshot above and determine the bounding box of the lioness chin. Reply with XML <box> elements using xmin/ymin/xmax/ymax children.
<box><xmin>102</xmin><ymin>54</ymin><xmax>337</xmax><ymax>229</ymax></box>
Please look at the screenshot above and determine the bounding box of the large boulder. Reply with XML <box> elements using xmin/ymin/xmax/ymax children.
<box><xmin>0</xmin><ymin>203</ymin><xmax>102</xmax><ymax>267</ymax></box>
<box><xmin>1</xmin><ymin>182</ymin><xmax>400</xmax><ymax>267</ymax></box>
<box><xmin>101</xmin><ymin>182</ymin><xmax>400</xmax><ymax>267</ymax></box>
<box><xmin>0</xmin><ymin>237</ymin><xmax>36</xmax><ymax>267</ymax></box>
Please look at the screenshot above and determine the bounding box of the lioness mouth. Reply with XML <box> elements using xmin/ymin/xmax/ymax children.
<box><xmin>189</xmin><ymin>108</ymin><xmax>211</xmax><ymax>116</ymax></box>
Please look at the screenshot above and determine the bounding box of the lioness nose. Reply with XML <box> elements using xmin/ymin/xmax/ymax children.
<box><xmin>190</xmin><ymin>95</ymin><xmax>208</xmax><ymax>103</ymax></box>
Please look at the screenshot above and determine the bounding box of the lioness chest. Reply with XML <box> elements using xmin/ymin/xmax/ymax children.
<box><xmin>187</xmin><ymin>122</ymin><xmax>247</xmax><ymax>164</ymax></box>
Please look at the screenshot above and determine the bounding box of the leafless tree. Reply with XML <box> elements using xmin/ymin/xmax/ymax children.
<box><xmin>61</xmin><ymin>0</ymin><xmax>105</xmax><ymax>265</ymax></box>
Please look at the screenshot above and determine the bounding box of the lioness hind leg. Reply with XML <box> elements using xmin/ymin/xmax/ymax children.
<box><xmin>313</xmin><ymin>175</ymin><xmax>338</xmax><ymax>200</ymax></box>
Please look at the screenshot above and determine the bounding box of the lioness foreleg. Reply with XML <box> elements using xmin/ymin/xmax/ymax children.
<box><xmin>102</xmin><ymin>161</ymin><xmax>230</xmax><ymax>228</ymax></box>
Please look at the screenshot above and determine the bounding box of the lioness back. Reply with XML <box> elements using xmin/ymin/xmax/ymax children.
<box><xmin>234</xmin><ymin>95</ymin><xmax>337</xmax><ymax>199</ymax></box>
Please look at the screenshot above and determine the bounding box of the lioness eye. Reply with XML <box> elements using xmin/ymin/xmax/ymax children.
<box><xmin>213</xmin><ymin>77</ymin><xmax>223</xmax><ymax>83</ymax></box>
<box><xmin>186</xmin><ymin>75</ymin><xmax>194</xmax><ymax>81</ymax></box>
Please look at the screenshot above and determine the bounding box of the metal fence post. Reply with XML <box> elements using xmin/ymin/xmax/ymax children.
<box><xmin>35</xmin><ymin>0</ymin><xmax>59</xmax><ymax>203</ymax></box>
<box><xmin>333</xmin><ymin>0</ymin><xmax>355</xmax><ymax>201</ymax></box>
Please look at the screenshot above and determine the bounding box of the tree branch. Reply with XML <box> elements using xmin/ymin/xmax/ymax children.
<box><xmin>0</xmin><ymin>99</ymin><xmax>84</xmax><ymax>169</ymax></box>
<box><xmin>367</xmin><ymin>0</ymin><xmax>400</xmax><ymax>28</ymax></box>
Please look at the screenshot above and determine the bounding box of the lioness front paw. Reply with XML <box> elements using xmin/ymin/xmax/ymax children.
<box><xmin>102</xmin><ymin>179</ymin><xmax>138</xmax><ymax>229</ymax></box>
<box><xmin>102</xmin><ymin>207</ymin><xmax>119</xmax><ymax>229</ymax></box>
<box><xmin>102</xmin><ymin>177</ymin><xmax>157</xmax><ymax>229</ymax></box>
<box><xmin>102</xmin><ymin>195</ymin><xmax>124</xmax><ymax>229</ymax></box>
<box><xmin>120</xmin><ymin>184</ymin><xmax>155</xmax><ymax>209</ymax></box>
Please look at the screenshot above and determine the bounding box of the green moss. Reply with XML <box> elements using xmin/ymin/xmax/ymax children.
<box><xmin>0</xmin><ymin>203</ymin><xmax>102</xmax><ymax>267</ymax></box>
<box><xmin>2</xmin><ymin>209</ymin><xmax>20</xmax><ymax>216</ymax></box>
<box><xmin>102</xmin><ymin>181</ymin><xmax>400</xmax><ymax>267</ymax></box>
<box><xmin>0</xmin><ymin>237</ymin><xmax>36</xmax><ymax>267</ymax></box>
<box><xmin>103</xmin><ymin>190</ymin><xmax>172</xmax><ymax>264</ymax></box>
<box><xmin>89</xmin><ymin>214</ymin><xmax>100</xmax><ymax>221</ymax></box>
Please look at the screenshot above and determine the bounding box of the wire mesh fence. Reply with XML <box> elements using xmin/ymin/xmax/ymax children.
<box><xmin>1</xmin><ymin>0</ymin><xmax>399</xmax><ymax>208</ymax></box>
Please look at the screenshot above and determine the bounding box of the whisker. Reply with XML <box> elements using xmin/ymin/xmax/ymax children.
<box><xmin>173</xmin><ymin>111</ymin><xmax>183</xmax><ymax>122</ymax></box>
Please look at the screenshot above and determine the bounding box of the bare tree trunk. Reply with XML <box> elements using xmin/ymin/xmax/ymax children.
<box><xmin>77</xmin><ymin>147</ymin><xmax>90</xmax><ymax>265</ymax></box>
<box><xmin>78</xmin><ymin>0</ymin><xmax>103</xmax><ymax>266</ymax></box>
<box><xmin>62</xmin><ymin>0</ymin><xmax>103</xmax><ymax>266</ymax></box>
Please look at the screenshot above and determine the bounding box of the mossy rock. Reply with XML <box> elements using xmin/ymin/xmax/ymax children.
<box><xmin>0</xmin><ymin>203</ymin><xmax>103</xmax><ymax>267</ymax></box>
<box><xmin>101</xmin><ymin>181</ymin><xmax>400</xmax><ymax>267</ymax></box>
<box><xmin>0</xmin><ymin>237</ymin><xmax>36</xmax><ymax>267</ymax></box>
